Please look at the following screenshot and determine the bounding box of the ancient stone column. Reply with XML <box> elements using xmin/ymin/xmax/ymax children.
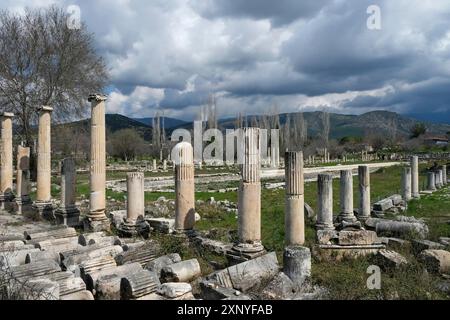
<box><xmin>427</xmin><ymin>171</ymin><xmax>436</xmax><ymax>191</ymax></box>
<box><xmin>316</xmin><ymin>174</ymin><xmax>334</xmax><ymax>230</ymax></box>
<box><xmin>163</xmin><ymin>160</ymin><xmax>167</xmax><ymax>171</ymax></box>
<box><xmin>85</xmin><ymin>94</ymin><xmax>109</xmax><ymax>231</ymax></box>
<box><xmin>0</xmin><ymin>112</ymin><xmax>14</xmax><ymax>210</ymax></box>
<box><xmin>358</xmin><ymin>165</ymin><xmax>371</xmax><ymax>221</ymax></box>
<box><xmin>173</xmin><ymin>142</ymin><xmax>195</xmax><ymax>231</ymax></box>
<box><xmin>15</xmin><ymin>145</ymin><xmax>32</xmax><ymax>214</ymax></box>
<box><xmin>435</xmin><ymin>171</ymin><xmax>442</xmax><ymax>189</ymax></box>
<box><xmin>443</xmin><ymin>165</ymin><xmax>447</xmax><ymax>185</ymax></box>
<box><xmin>338</xmin><ymin>170</ymin><xmax>357</xmax><ymax>223</ymax></box>
<box><xmin>55</xmin><ymin>158</ymin><xmax>80</xmax><ymax>226</ymax></box>
<box><xmin>285</xmin><ymin>151</ymin><xmax>305</xmax><ymax>246</ymax></box>
<box><xmin>232</xmin><ymin>128</ymin><xmax>264</xmax><ymax>256</ymax></box>
<box><xmin>153</xmin><ymin>159</ymin><xmax>157</xmax><ymax>171</ymax></box>
<box><xmin>33</xmin><ymin>106</ymin><xmax>54</xmax><ymax>218</ymax></box>
<box><xmin>401</xmin><ymin>166</ymin><xmax>412</xmax><ymax>201</ymax></box>
<box><xmin>411</xmin><ymin>156</ymin><xmax>420</xmax><ymax>198</ymax></box>
<box><xmin>119</xmin><ymin>172</ymin><xmax>147</xmax><ymax>236</ymax></box>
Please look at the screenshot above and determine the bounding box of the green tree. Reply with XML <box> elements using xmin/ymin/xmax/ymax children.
<box><xmin>410</xmin><ymin>123</ymin><xmax>427</xmax><ymax>138</ymax></box>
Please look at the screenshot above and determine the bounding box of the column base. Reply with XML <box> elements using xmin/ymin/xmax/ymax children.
<box><xmin>55</xmin><ymin>206</ymin><xmax>81</xmax><ymax>227</ymax></box>
<box><xmin>315</xmin><ymin>223</ymin><xmax>335</xmax><ymax>231</ymax></box>
<box><xmin>337</xmin><ymin>212</ymin><xmax>358</xmax><ymax>223</ymax></box>
<box><xmin>15</xmin><ymin>196</ymin><xmax>32</xmax><ymax>215</ymax></box>
<box><xmin>32</xmin><ymin>201</ymin><xmax>55</xmax><ymax>220</ymax></box>
<box><xmin>83</xmin><ymin>212</ymin><xmax>110</xmax><ymax>232</ymax></box>
<box><xmin>226</xmin><ymin>242</ymin><xmax>266</xmax><ymax>264</ymax></box>
<box><xmin>117</xmin><ymin>219</ymin><xmax>150</xmax><ymax>238</ymax></box>
<box><xmin>0</xmin><ymin>192</ymin><xmax>15</xmax><ymax>211</ymax></box>
<box><xmin>412</xmin><ymin>193</ymin><xmax>421</xmax><ymax>199</ymax></box>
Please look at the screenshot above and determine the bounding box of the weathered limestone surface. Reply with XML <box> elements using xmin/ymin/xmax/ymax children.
<box><xmin>410</xmin><ymin>156</ymin><xmax>420</xmax><ymax>198</ymax></box>
<box><xmin>358</xmin><ymin>165</ymin><xmax>371</xmax><ymax>220</ymax></box>
<box><xmin>375</xmin><ymin>249</ymin><xmax>408</xmax><ymax>270</ymax></box>
<box><xmin>157</xmin><ymin>282</ymin><xmax>192</xmax><ymax>298</ymax></box>
<box><xmin>418</xmin><ymin>249</ymin><xmax>450</xmax><ymax>274</ymax></box>
<box><xmin>85</xmin><ymin>94</ymin><xmax>109</xmax><ymax>231</ymax></box>
<box><xmin>427</xmin><ymin>172</ymin><xmax>436</xmax><ymax>191</ymax></box>
<box><xmin>173</xmin><ymin>142</ymin><xmax>195</xmax><ymax>231</ymax></box>
<box><xmin>145</xmin><ymin>253</ymin><xmax>181</xmax><ymax>279</ymax></box>
<box><xmin>412</xmin><ymin>239</ymin><xmax>445</xmax><ymax>255</ymax></box>
<box><xmin>84</xmin><ymin>262</ymin><xmax>142</xmax><ymax>291</ymax></box>
<box><xmin>26</xmin><ymin>227</ymin><xmax>77</xmax><ymax>241</ymax></box>
<box><xmin>283</xmin><ymin>246</ymin><xmax>311</xmax><ymax>287</ymax></box>
<box><xmin>61</xmin><ymin>290</ymin><xmax>94</xmax><ymax>300</ymax></box>
<box><xmin>96</xmin><ymin>274</ymin><xmax>121</xmax><ymax>300</ymax></box>
<box><xmin>33</xmin><ymin>106</ymin><xmax>54</xmax><ymax>218</ymax></box>
<box><xmin>338</xmin><ymin>170</ymin><xmax>357</xmax><ymax>223</ymax></box>
<box><xmin>15</xmin><ymin>145</ymin><xmax>32</xmax><ymax>214</ymax></box>
<box><xmin>316</xmin><ymin>174</ymin><xmax>334</xmax><ymax>230</ymax></box>
<box><xmin>25</xmin><ymin>250</ymin><xmax>61</xmax><ymax>264</ymax></box>
<box><xmin>121</xmin><ymin>269</ymin><xmax>160</xmax><ymax>299</ymax></box>
<box><xmin>338</xmin><ymin>230</ymin><xmax>378</xmax><ymax>246</ymax></box>
<box><xmin>115</xmin><ymin>241</ymin><xmax>160</xmax><ymax>267</ymax></box>
<box><xmin>55</xmin><ymin>158</ymin><xmax>80</xmax><ymax>226</ymax></box>
<box><xmin>0</xmin><ymin>248</ymin><xmax>40</xmax><ymax>267</ymax></box>
<box><xmin>78</xmin><ymin>232</ymin><xmax>106</xmax><ymax>246</ymax></box>
<box><xmin>161</xmin><ymin>259</ymin><xmax>201</xmax><ymax>283</ymax></box>
<box><xmin>63</xmin><ymin>245</ymin><xmax>123</xmax><ymax>271</ymax></box>
<box><xmin>6</xmin><ymin>260</ymin><xmax>61</xmax><ymax>279</ymax></box>
<box><xmin>284</xmin><ymin>151</ymin><xmax>305</xmax><ymax>245</ymax></box>
<box><xmin>373</xmin><ymin>198</ymin><xmax>393</xmax><ymax>212</ymax></box>
<box><xmin>33</xmin><ymin>271</ymin><xmax>86</xmax><ymax>297</ymax></box>
<box><xmin>0</xmin><ymin>112</ymin><xmax>14</xmax><ymax>209</ymax></box>
<box><xmin>373</xmin><ymin>220</ymin><xmax>429</xmax><ymax>239</ymax></box>
<box><xmin>401</xmin><ymin>167</ymin><xmax>412</xmax><ymax>201</ymax></box>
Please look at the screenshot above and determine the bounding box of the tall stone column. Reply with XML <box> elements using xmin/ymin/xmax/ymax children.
<box><xmin>153</xmin><ymin>159</ymin><xmax>157</xmax><ymax>171</ymax></box>
<box><xmin>358</xmin><ymin>165</ymin><xmax>371</xmax><ymax>221</ymax></box>
<box><xmin>119</xmin><ymin>172</ymin><xmax>148</xmax><ymax>236</ymax></box>
<box><xmin>163</xmin><ymin>159</ymin><xmax>167</xmax><ymax>171</ymax></box>
<box><xmin>401</xmin><ymin>166</ymin><xmax>412</xmax><ymax>201</ymax></box>
<box><xmin>316</xmin><ymin>174</ymin><xmax>334</xmax><ymax>230</ymax></box>
<box><xmin>229</xmin><ymin>128</ymin><xmax>264</xmax><ymax>260</ymax></box>
<box><xmin>174</xmin><ymin>142</ymin><xmax>195</xmax><ymax>231</ymax></box>
<box><xmin>338</xmin><ymin>170</ymin><xmax>357</xmax><ymax>223</ymax></box>
<box><xmin>15</xmin><ymin>146</ymin><xmax>32</xmax><ymax>214</ymax></box>
<box><xmin>411</xmin><ymin>156</ymin><xmax>420</xmax><ymax>198</ymax></box>
<box><xmin>85</xmin><ymin>94</ymin><xmax>109</xmax><ymax>231</ymax></box>
<box><xmin>435</xmin><ymin>171</ymin><xmax>442</xmax><ymax>189</ymax></box>
<box><xmin>443</xmin><ymin>165</ymin><xmax>447</xmax><ymax>185</ymax></box>
<box><xmin>0</xmin><ymin>112</ymin><xmax>14</xmax><ymax>210</ymax></box>
<box><xmin>285</xmin><ymin>151</ymin><xmax>305</xmax><ymax>246</ymax></box>
<box><xmin>55</xmin><ymin>158</ymin><xmax>80</xmax><ymax>226</ymax></box>
<box><xmin>427</xmin><ymin>172</ymin><xmax>436</xmax><ymax>191</ymax></box>
<box><xmin>33</xmin><ymin>107</ymin><xmax>54</xmax><ymax>218</ymax></box>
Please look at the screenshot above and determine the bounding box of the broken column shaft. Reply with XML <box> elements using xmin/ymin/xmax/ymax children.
<box><xmin>411</xmin><ymin>156</ymin><xmax>420</xmax><ymax>199</ymax></box>
<box><xmin>358</xmin><ymin>165</ymin><xmax>371</xmax><ymax>221</ymax></box>
<box><xmin>338</xmin><ymin>169</ymin><xmax>357</xmax><ymax>223</ymax></box>
<box><xmin>55</xmin><ymin>158</ymin><xmax>80</xmax><ymax>226</ymax></box>
<box><xmin>316</xmin><ymin>174</ymin><xmax>334</xmax><ymax>230</ymax></box>
<box><xmin>401</xmin><ymin>166</ymin><xmax>412</xmax><ymax>201</ymax></box>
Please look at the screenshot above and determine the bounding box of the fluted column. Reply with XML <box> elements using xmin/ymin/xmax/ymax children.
<box><xmin>15</xmin><ymin>145</ymin><xmax>31</xmax><ymax>213</ymax></box>
<box><xmin>55</xmin><ymin>158</ymin><xmax>80</xmax><ymax>226</ymax></box>
<box><xmin>401</xmin><ymin>166</ymin><xmax>412</xmax><ymax>201</ymax></box>
<box><xmin>233</xmin><ymin>128</ymin><xmax>263</xmax><ymax>253</ymax></box>
<box><xmin>358</xmin><ymin>165</ymin><xmax>371</xmax><ymax>221</ymax></box>
<box><xmin>33</xmin><ymin>107</ymin><xmax>54</xmax><ymax>218</ymax></box>
<box><xmin>85</xmin><ymin>94</ymin><xmax>109</xmax><ymax>231</ymax></box>
<box><xmin>411</xmin><ymin>156</ymin><xmax>420</xmax><ymax>198</ymax></box>
<box><xmin>442</xmin><ymin>165</ymin><xmax>447</xmax><ymax>185</ymax></box>
<box><xmin>0</xmin><ymin>112</ymin><xmax>14</xmax><ymax>209</ymax></box>
<box><xmin>427</xmin><ymin>171</ymin><xmax>436</xmax><ymax>191</ymax></box>
<box><xmin>174</xmin><ymin>142</ymin><xmax>195</xmax><ymax>231</ymax></box>
<box><xmin>435</xmin><ymin>171</ymin><xmax>442</xmax><ymax>189</ymax></box>
<box><xmin>285</xmin><ymin>151</ymin><xmax>305</xmax><ymax>245</ymax></box>
<box><xmin>316</xmin><ymin>174</ymin><xmax>334</xmax><ymax>230</ymax></box>
<box><xmin>338</xmin><ymin>169</ymin><xmax>357</xmax><ymax>222</ymax></box>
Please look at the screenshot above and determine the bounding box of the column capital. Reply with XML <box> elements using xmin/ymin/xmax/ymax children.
<box><xmin>1</xmin><ymin>112</ymin><xmax>14</xmax><ymax>118</ymax></box>
<box><xmin>88</xmin><ymin>93</ymin><xmax>108</xmax><ymax>102</ymax></box>
<box><xmin>37</xmin><ymin>106</ymin><xmax>53</xmax><ymax>113</ymax></box>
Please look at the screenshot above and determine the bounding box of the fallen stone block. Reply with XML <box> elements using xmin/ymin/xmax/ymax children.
<box><xmin>412</xmin><ymin>240</ymin><xmax>445</xmax><ymax>255</ymax></box>
<box><xmin>312</xmin><ymin>244</ymin><xmax>385</xmax><ymax>262</ymax></box>
<box><xmin>121</xmin><ymin>270</ymin><xmax>161</xmax><ymax>299</ymax></box>
<box><xmin>283</xmin><ymin>246</ymin><xmax>311</xmax><ymax>287</ymax></box>
<box><xmin>161</xmin><ymin>259</ymin><xmax>201</xmax><ymax>283</ymax></box>
<box><xmin>34</xmin><ymin>236</ymin><xmax>80</xmax><ymax>250</ymax></box>
<box><xmin>18</xmin><ymin>279</ymin><xmax>60</xmax><ymax>300</ymax></box>
<box><xmin>63</xmin><ymin>245</ymin><xmax>123</xmax><ymax>271</ymax></box>
<box><xmin>0</xmin><ymin>233</ymin><xmax>25</xmax><ymax>242</ymax></box>
<box><xmin>25</xmin><ymin>227</ymin><xmax>77</xmax><ymax>241</ymax></box>
<box><xmin>316</xmin><ymin>229</ymin><xmax>338</xmax><ymax>245</ymax></box>
<box><xmin>373</xmin><ymin>198</ymin><xmax>394</xmax><ymax>212</ymax></box>
<box><xmin>145</xmin><ymin>218</ymin><xmax>175</xmax><ymax>234</ymax></box>
<box><xmin>438</xmin><ymin>237</ymin><xmax>450</xmax><ymax>246</ymax></box>
<box><xmin>375</xmin><ymin>220</ymin><xmax>428</xmax><ymax>239</ymax></box>
<box><xmin>145</xmin><ymin>253</ymin><xmax>181</xmax><ymax>279</ymax></box>
<box><xmin>385</xmin><ymin>237</ymin><xmax>411</xmax><ymax>250</ymax></box>
<box><xmin>61</xmin><ymin>290</ymin><xmax>94</xmax><ymax>300</ymax></box>
<box><xmin>261</xmin><ymin>272</ymin><xmax>295</xmax><ymax>300</ymax></box>
<box><xmin>388</xmin><ymin>194</ymin><xmax>403</xmax><ymax>206</ymax></box>
<box><xmin>0</xmin><ymin>248</ymin><xmax>40</xmax><ymax>267</ymax></box>
<box><xmin>199</xmin><ymin>280</ymin><xmax>251</xmax><ymax>300</ymax></box>
<box><xmin>0</xmin><ymin>240</ymin><xmax>26</xmax><ymax>251</ymax></box>
<box><xmin>78</xmin><ymin>255</ymin><xmax>117</xmax><ymax>279</ymax></box>
<box><xmin>25</xmin><ymin>250</ymin><xmax>61</xmax><ymax>264</ymax></box>
<box><xmin>157</xmin><ymin>282</ymin><xmax>192</xmax><ymax>298</ymax></box>
<box><xmin>115</xmin><ymin>241</ymin><xmax>160</xmax><ymax>267</ymax></box>
<box><xmin>375</xmin><ymin>249</ymin><xmax>408</xmax><ymax>270</ymax></box>
<box><xmin>33</xmin><ymin>271</ymin><xmax>86</xmax><ymax>296</ymax></box>
<box><xmin>5</xmin><ymin>260</ymin><xmax>61</xmax><ymax>279</ymax></box>
<box><xmin>338</xmin><ymin>230</ymin><xmax>378</xmax><ymax>246</ymax></box>
<box><xmin>418</xmin><ymin>250</ymin><xmax>450</xmax><ymax>274</ymax></box>
<box><xmin>85</xmin><ymin>262</ymin><xmax>143</xmax><ymax>291</ymax></box>
<box><xmin>78</xmin><ymin>232</ymin><xmax>106</xmax><ymax>245</ymax></box>
<box><xmin>96</xmin><ymin>274</ymin><xmax>121</xmax><ymax>300</ymax></box>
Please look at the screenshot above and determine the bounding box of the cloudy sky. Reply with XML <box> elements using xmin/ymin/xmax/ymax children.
<box><xmin>2</xmin><ymin>0</ymin><xmax>450</xmax><ymax>123</ymax></box>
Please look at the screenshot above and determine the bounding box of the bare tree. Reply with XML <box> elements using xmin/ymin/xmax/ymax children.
<box><xmin>0</xmin><ymin>6</ymin><xmax>108</xmax><ymax>147</ymax></box>
<box><xmin>109</xmin><ymin>129</ymin><xmax>148</xmax><ymax>161</ymax></box>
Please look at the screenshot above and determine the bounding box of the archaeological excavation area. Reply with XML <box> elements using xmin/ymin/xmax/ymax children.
<box><xmin>1</xmin><ymin>97</ymin><xmax>450</xmax><ymax>301</ymax></box>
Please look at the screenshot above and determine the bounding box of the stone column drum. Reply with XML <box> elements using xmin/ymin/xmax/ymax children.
<box><xmin>358</xmin><ymin>165</ymin><xmax>371</xmax><ymax>221</ymax></box>
<box><xmin>411</xmin><ymin>156</ymin><xmax>420</xmax><ymax>199</ymax></box>
<box><xmin>118</xmin><ymin>172</ymin><xmax>148</xmax><ymax>236</ymax></box>
<box><xmin>15</xmin><ymin>146</ymin><xmax>32</xmax><ymax>214</ymax></box>
<box><xmin>401</xmin><ymin>166</ymin><xmax>412</xmax><ymax>201</ymax></box>
<box><xmin>316</xmin><ymin>174</ymin><xmax>334</xmax><ymax>230</ymax></box>
<box><xmin>442</xmin><ymin>165</ymin><xmax>447</xmax><ymax>185</ymax></box>
<box><xmin>427</xmin><ymin>172</ymin><xmax>436</xmax><ymax>191</ymax></box>
<box><xmin>285</xmin><ymin>151</ymin><xmax>305</xmax><ymax>246</ymax></box>
<box><xmin>435</xmin><ymin>171</ymin><xmax>442</xmax><ymax>189</ymax></box>
<box><xmin>338</xmin><ymin>170</ymin><xmax>357</xmax><ymax>223</ymax></box>
<box><xmin>33</xmin><ymin>106</ymin><xmax>54</xmax><ymax>219</ymax></box>
<box><xmin>0</xmin><ymin>112</ymin><xmax>14</xmax><ymax>210</ymax></box>
<box><xmin>85</xmin><ymin>94</ymin><xmax>110</xmax><ymax>231</ymax></box>
<box><xmin>232</xmin><ymin>128</ymin><xmax>264</xmax><ymax>257</ymax></box>
<box><xmin>173</xmin><ymin>142</ymin><xmax>195</xmax><ymax>231</ymax></box>
<box><xmin>55</xmin><ymin>158</ymin><xmax>80</xmax><ymax>226</ymax></box>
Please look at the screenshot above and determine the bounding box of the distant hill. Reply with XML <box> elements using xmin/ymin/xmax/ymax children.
<box><xmin>133</xmin><ymin>117</ymin><xmax>188</xmax><ymax>129</ymax></box>
<box><xmin>58</xmin><ymin>111</ymin><xmax>450</xmax><ymax>142</ymax></box>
